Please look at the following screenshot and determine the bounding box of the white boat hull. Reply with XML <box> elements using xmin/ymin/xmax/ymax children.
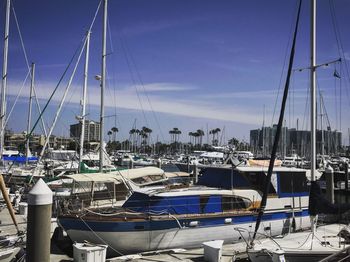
<box><xmin>63</xmin><ymin>215</ymin><xmax>311</xmax><ymax>256</ymax></box>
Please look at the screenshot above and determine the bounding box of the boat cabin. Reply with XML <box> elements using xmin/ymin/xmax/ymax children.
<box><xmin>197</xmin><ymin>166</ymin><xmax>309</xmax><ymax>198</ymax></box>
<box><xmin>123</xmin><ymin>188</ymin><xmax>255</xmax><ymax>215</ymax></box>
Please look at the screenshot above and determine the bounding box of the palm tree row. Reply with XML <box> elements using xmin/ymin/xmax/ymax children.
<box><xmin>107</xmin><ymin>126</ymin><xmax>119</xmax><ymax>142</ymax></box>
<box><xmin>169</xmin><ymin>127</ymin><xmax>182</xmax><ymax>152</ymax></box>
<box><xmin>188</xmin><ymin>129</ymin><xmax>205</xmax><ymax>146</ymax></box>
<box><xmin>128</xmin><ymin>126</ymin><xmax>152</xmax><ymax>152</ymax></box>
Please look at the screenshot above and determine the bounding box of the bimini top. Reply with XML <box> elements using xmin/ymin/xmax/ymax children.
<box><xmin>65</xmin><ymin>172</ymin><xmax>123</xmax><ymax>184</ymax></box>
<box><xmin>65</xmin><ymin>166</ymin><xmax>165</xmax><ymax>184</ymax></box>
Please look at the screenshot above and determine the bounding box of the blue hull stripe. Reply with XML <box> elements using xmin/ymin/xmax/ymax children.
<box><xmin>59</xmin><ymin>210</ymin><xmax>309</xmax><ymax>232</ymax></box>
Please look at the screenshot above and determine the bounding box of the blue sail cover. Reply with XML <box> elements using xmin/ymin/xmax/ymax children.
<box><xmin>123</xmin><ymin>192</ymin><xmax>222</xmax><ymax>215</ymax></box>
<box><xmin>2</xmin><ymin>156</ymin><xmax>38</xmax><ymax>163</ymax></box>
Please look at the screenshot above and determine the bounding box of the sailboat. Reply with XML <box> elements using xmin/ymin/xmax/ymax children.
<box><xmin>247</xmin><ymin>0</ymin><xmax>350</xmax><ymax>261</ymax></box>
<box><xmin>56</xmin><ymin>0</ymin><xmax>336</xmax><ymax>257</ymax></box>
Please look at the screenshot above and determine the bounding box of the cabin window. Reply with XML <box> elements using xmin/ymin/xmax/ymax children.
<box><xmin>222</xmin><ymin>196</ymin><xmax>251</xmax><ymax>211</ymax></box>
<box><xmin>149</xmin><ymin>175</ymin><xmax>164</xmax><ymax>181</ymax></box>
<box><xmin>278</xmin><ymin>172</ymin><xmax>308</xmax><ymax>196</ymax></box>
<box><xmin>244</xmin><ymin>172</ymin><xmax>276</xmax><ymax>194</ymax></box>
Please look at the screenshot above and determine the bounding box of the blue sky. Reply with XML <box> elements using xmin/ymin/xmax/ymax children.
<box><xmin>2</xmin><ymin>0</ymin><xmax>350</xmax><ymax>144</ymax></box>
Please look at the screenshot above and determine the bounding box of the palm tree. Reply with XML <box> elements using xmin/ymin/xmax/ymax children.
<box><xmin>142</xmin><ymin>126</ymin><xmax>152</xmax><ymax>147</ymax></box>
<box><xmin>209</xmin><ymin>129</ymin><xmax>214</xmax><ymax>145</ymax></box>
<box><xmin>111</xmin><ymin>127</ymin><xmax>118</xmax><ymax>142</ymax></box>
<box><xmin>169</xmin><ymin>129</ymin><xmax>175</xmax><ymax>143</ymax></box>
<box><xmin>129</xmin><ymin>128</ymin><xmax>137</xmax><ymax>152</ymax></box>
<box><xmin>107</xmin><ymin>130</ymin><xmax>112</xmax><ymax>142</ymax></box>
<box><xmin>197</xmin><ymin>129</ymin><xmax>205</xmax><ymax>147</ymax></box>
<box><xmin>188</xmin><ymin>132</ymin><xmax>193</xmax><ymax>144</ymax></box>
<box><xmin>135</xmin><ymin>129</ymin><xmax>140</xmax><ymax>151</ymax></box>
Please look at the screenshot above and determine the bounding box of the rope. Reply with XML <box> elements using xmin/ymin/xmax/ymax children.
<box><xmin>0</xmin><ymin>70</ymin><xmax>30</xmax><ymax>137</ymax></box>
<box><xmin>78</xmin><ymin>215</ymin><xmax>124</xmax><ymax>256</ymax></box>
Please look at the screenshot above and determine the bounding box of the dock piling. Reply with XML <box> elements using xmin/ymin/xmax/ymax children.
<box><xmin>325</xmin><ymin>166</ymin><xmax>334</xmax><ymax>204</ymax></box>
<box><xmin>27</xmin><ymin>178</ymin><xmax>53</xmax><ymax>262</ymax></box>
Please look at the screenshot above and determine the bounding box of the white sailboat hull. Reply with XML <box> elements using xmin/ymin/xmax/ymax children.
<box><xmin>63</xmin><ymin>215</ymin><xmax>311</xmax><ymax>256</ymax></box>
<box><xmin>248</xmin><ymin>224</ymin><xmax>350</xmax><ymax>262</ymax></box>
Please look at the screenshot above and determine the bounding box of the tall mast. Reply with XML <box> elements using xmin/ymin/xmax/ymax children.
<box><xmin>310</xmin><ymin>0</ymin><xmax>316</xmax><ymax>181</ymax></box>
<box><xmin>79</xmin><ymin>31</ymin><xmax>91</xmax><ymax>172</ymax></box>
<box><xmin>0</xmin><ymin>0</ymin><xmax>11</xmax><ymax>161</ymax></box>
<box><xmin>26</xmin><ymin>63</ymin><xmax>35</xmax><ymax>166</ymax></box>
<box><xmin>262</xmin><ymin>105</ymin><xmax>265</xmax><ymax>157</ymax></box>
<box><xmin>100</xmin><ymin>0</ymin><xmax>107</xmax><ymax>172</ymax></box>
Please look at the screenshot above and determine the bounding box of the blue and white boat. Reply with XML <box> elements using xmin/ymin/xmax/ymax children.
<box><xmin>58</xmin><ymin>165</ymin><xmax>312</xmax><ymax>256</ymax></box>
<box><xmin>2</xmin><ymin>146</ymin><xmax>38</xmax><ymax>163</ymax></box>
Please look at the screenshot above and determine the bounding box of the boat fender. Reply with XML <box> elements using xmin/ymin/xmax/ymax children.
<box><xmin>224</xmin><ymin>218</ymin><xmax>232</xmax><ymax>224</ymax></box>
<box><xmin>189</xmin><ymin>221</ymin><xmax>199</xmax><ymax>227</ymax></box>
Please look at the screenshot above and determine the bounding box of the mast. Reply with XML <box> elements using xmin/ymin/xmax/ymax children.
<box><xmin>310</xmin><ymin>0</ymin><xmax>316</xmax><ymax>182</ymax></box>
<box><xmin>0</xmin><ymin>0</ymin><xmax>11</xmax><ymax>161</ymax></box>
<box><xmin>99</xmin><ymin>0</ymin><xmax>107</xmax><ymax>172</ymax></box>
<box><xmin>26</xmin><ymin>63</ymin><xmax>35</xmax><ymax>166</ymax></box>
<box><xmin>262</xmin><ymin>105</ymin><xmax>265</xmax><ymax>157</ymax></box>
<box><xmin>310</xmin><ymin>0</ymin><xmax>317</xmax><ymax>234</ymax></box>
<box><xmin>79</xmin><ymin>31</ymin><xmax>91</xmax><ymax>172</ymax></box>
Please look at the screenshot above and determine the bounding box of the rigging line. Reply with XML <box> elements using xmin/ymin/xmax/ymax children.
<box><xmin>28</xmin><ymin>0</ymin><xmax>101</xmax><ymax>139</ymax></box>
<box><xmin>11</xmin><ymin>4</ymin><xmax>48</xmax><ymax>136</ymax></box>
<box><xmin>121</xmin><ymin>33</ymin><xmax>165</xmax><ymax>142</ymax></box>
<box><xmin>270</xmin><ymin>0</ymin><xmax>298</xmax><ymax>127</ymax></box>
<box><xmin>119</xmin><ymin>34</ymin><xmax>149</xmax><ymax>128</ymax></box>
<box><xmin>78</xmin><ymin>216</ymin><xmax>124</xmax><ymax>256</ymax></box>
<box><xmin>334</xmin><ymin>64</ymin><xmax>338</xmax><ymax>130</ymax></box>
<box><xmin>36</xmin><ymin>37</ymin><xmax>88</xmax><ymax>162</ymax></box>
<box><xmin>0</xmin><ymin>70</ymin><xmax>30</xmax><ymax>137</ymax></box>
<box><xmin>329</xmin><ymin>0</ymin><xmax>350</xmax><ymax>108</ymax></box>
<box><xmin>251</xmin><ymin>0</ymin><xmax>302</xmax><ymax>244</ymax></box>
<box><xmin>301</xmin><ymin>78</ymin><xmax>310</xmax><ymax>132</ymax></box>
<box><xmin>107</xmin><ymin>13</ymin><xmax>114</xmax><ymax>54</ymax></box>
<box><xmin>340</xmin><ymin>65</ymin><xmax>342</xmax><ymax>131</ymax></box>
<box><xmin>27</xmin><ymin>37</ymin><xmax>83</xmax><ymax>139</ymax></box>
<box><xmin>87</xmin><ymin>0</ymin><xmax>102</xmax><ymax>34</ymax></box>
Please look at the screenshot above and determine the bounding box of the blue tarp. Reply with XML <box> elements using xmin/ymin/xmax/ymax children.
<box><xmin>2</xmin><ymin>156</ymin><xmax>38</xmax><ymax>163</ymax></box>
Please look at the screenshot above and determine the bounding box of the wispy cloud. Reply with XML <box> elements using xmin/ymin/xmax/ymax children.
<box><xmin>198</xmin><ymin>88</ymin><xmax>309</xmax><ymax>100</ymax></box>
<box><xmin>130</xmin><ymin>82</ymin><xmax>198</xmax><ymax>92</ymax></box>
<box><xmin>7</xmin><ymin>79</ymin><xmax>347</xmax><ymax>130</ymax></box>
<box><xmin>343</xmin><ymin>52</ymin><xmax>350</xmax><ymax>61</ymax></box>
<box><xmin>121</xmin><ymin>16</ymin><xmax>208</xmax><ymax>37</ymax></box>
<box><xmin>6</xmin><ymin>80</ymin><xmax>264</xmax><ymax>125</ymax></box>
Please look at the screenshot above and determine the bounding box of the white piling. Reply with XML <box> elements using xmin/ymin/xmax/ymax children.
<box><xmin>27</xmin><ymin>179</ymin><xmax>53</xmax><ymax>262</ymax></box>
<box><xmin>325</xmin><ymin>165</ymin><xmax>334</xmax><ymax>204</ymax></box>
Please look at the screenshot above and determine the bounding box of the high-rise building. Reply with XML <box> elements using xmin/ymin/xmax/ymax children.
<box><xmin>70</xmin><ymin>120</ymin><xmax>100</xmax><ymax>142</ymax></box>
<box><xmin>250</xmin><ymin>125</ymin><xmax>342</xmax><ymax>157</ymax></box>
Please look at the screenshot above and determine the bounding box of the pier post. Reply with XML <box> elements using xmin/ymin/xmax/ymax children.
<box><xmin>187</xmin><ymin>156</ymin><xmax>190</xmax><ymax>173</ymax></box>
<box><xmin>193</xmin><ymin>164</ymin><xmax>198</xmax><ymax>183</ymax></box>
<box><xmin>156</xmin><ymin>158</ymin><xmax>162</xmax><ymax>169</ymax></box>
<box><xmin>345</xmin><ymin>163</ymin><xmax>349</xmax><ymax>191</ymax></box>
<box><xmin>325</xmin><ymin>165</ymin><xmax>334</xmax><ymax>204</ymax></box>
<box><xmin>27</xmin><ymin>179</ymin><xmax>53</xmax><ymax>262</ymax></box>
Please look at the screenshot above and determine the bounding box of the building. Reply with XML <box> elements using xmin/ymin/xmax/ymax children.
<box><xmin>4</xmin><ymin>130</ymin><xmax>74</xmax><ymax>153</ymax></box>
<box><xmin>250</xmin><ymin>125</ymin><xmax>342</xmax><ymax>157</ymax></box>
<box><xmin>70</xmin><ymin>120</ymin><xmax>100</xmax><ymax>142</ymax></box>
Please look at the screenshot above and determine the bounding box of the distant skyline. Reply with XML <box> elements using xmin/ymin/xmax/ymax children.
<box><xmin>2</xmin><ymin>0</ymin><xmax>350</xmax><ymax>145</ymax></box>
